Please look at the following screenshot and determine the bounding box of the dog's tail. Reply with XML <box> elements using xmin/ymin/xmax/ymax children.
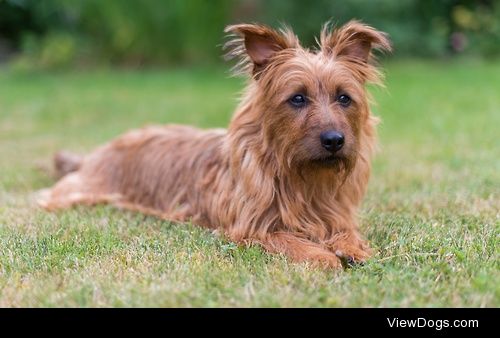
<box><xmin>54</xmin><ymin>151</ymin><xmax>83</xmax><ymax>178</ymax></box>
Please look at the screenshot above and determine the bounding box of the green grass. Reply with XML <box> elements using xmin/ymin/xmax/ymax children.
<box><xmin>0</xmin><ymin>60</ymin><xmax>498</xmax><ymax>307</ymax></box>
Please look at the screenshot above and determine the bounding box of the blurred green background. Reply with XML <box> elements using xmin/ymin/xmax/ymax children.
<box><xmin>1</xmin><ymin>0</ymin><xmax>499</xmax><ymax>69</ymax></box>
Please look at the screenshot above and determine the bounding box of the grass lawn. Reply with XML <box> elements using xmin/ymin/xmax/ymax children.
<box><xmin>0</xmin><ymin>60</ymin><xmax>498</xmax><ymax>307</ymax></box>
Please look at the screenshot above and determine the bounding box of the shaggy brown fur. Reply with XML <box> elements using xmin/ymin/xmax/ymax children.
<box><xmin>39</xmin><ymin>21</ymin><xmax>391</xmax><ymax>268</ymax></box>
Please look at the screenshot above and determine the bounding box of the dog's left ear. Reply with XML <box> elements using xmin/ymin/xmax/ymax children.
<box><xmin>321</xmin><ymin>20</ymin><xmax>392</xmax><ymax>64</ymax></box>
<box><xmin>224</xmin><ymin>23</ymin><xmax>298</xmax><ymax>77</ymax></box>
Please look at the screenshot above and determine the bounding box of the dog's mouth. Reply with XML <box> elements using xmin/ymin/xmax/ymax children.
<box><xmin>311</xmin><ymin>155</ymin><xmax>345</xmax><ymax>167</ymax></box>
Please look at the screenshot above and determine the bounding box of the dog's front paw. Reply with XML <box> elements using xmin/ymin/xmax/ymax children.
<box><xmin>308</xmin><ymin>252</ymin><xmax>343</xmax><ymax>269</ymax></box>
<box><xmin>334</xmin><ymin>249</ymin><xmax>368</xmax><ymax>268</ymax></box>
<box><xmin>331</xmin><ymin>239</ymin><xmax>372</xmax><ymax>268</ymax></box>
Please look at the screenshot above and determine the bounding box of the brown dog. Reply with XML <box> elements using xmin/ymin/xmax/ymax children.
<box><xmin>39</xmin><ymin>21</ymin><xmax>391</xmax><ymax>268</ymax></box>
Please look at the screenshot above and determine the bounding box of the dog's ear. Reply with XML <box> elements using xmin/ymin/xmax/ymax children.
<box><xmin>321</xmin><ymin>20</ymin><xmax>391</xmax><ymax>64</ymax></box>
<box><xmin>224</xmin><ymin>23</ymin><xmax>298</xmax><ymax>77</ymax></box>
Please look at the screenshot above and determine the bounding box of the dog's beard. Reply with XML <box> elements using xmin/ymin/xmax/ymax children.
<box><xmin>311</xmin><ymin>154</ymin><xmax>348</xmax><ymax>168</ymax></box>
<box><xmin>275</xmin><ymin>142</ymin><xmax>358</xmax><ymax>185</ymax></box>
<box><xmin>292</xmin><ymin>154</ymin><xmax>357</xmax><ymax>185</ymax></box>
<box><xmin>314</xmin><ymin>155</ymin><xmax>355</xmax><ymax>178</ymax></box>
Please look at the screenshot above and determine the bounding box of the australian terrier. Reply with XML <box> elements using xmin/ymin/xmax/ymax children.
<box><xmin>40</xmin><ymin>21</ymin><xmax>391</xmax><ymax>268</ymax></box>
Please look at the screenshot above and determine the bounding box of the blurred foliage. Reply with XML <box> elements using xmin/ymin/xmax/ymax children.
<box><xmin>0</xmin><ymin>0</ymin><xmax>499</xmax><ymax>69</ymax></box>
<box><xmin>259</xmin><ymin>0</ymin><xmax>500</xmax><ymax>58</ymax></box>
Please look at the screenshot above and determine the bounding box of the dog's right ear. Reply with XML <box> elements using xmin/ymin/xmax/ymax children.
<box><xmin>320</xmin><ymin>21</ymin><xmax>391</xmax><ymax>64</ymax></box>
<box><xmin>224</xmin><ymin>24</ymin><xmax>298</xmax><ymax>78</ymax></box>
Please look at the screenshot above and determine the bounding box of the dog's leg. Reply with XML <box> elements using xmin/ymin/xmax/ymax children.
<box><xmin>37</xmin><ymin>172</ymin><xmax>121</xmax><ymax>211</ymax></box>
<box><xmin>256</xmin><ymin>232</ymin><xmax>342</xmax><ymax>268</ymax></box>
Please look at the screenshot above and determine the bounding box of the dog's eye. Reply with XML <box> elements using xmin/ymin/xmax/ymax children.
<box><xmin>289</xmin><ymin>94</ymin><xmax>307</xmax><ymax>108</ymax></box>
<box><xmin>337</xmin><ymin>94</ymin><xmax>351</xmax><ymax>107</ymax></box>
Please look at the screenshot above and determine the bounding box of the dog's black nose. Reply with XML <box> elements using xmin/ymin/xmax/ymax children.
<box><xmin>320</xmin><ymin>131</ymin><xmax>345</xmax><ymax>152</ymax></box>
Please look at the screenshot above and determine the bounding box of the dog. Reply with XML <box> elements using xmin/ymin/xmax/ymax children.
<box><xmin>39</xmin><ymin>21</ymin><xmax>391</xmax><ymax>268</ymax></box>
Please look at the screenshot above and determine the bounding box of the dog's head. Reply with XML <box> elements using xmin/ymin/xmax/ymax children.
<box><xmin>225</xmin><ymin>21</ymin><xmax>391</xmax><ymax>175</ymax></box>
